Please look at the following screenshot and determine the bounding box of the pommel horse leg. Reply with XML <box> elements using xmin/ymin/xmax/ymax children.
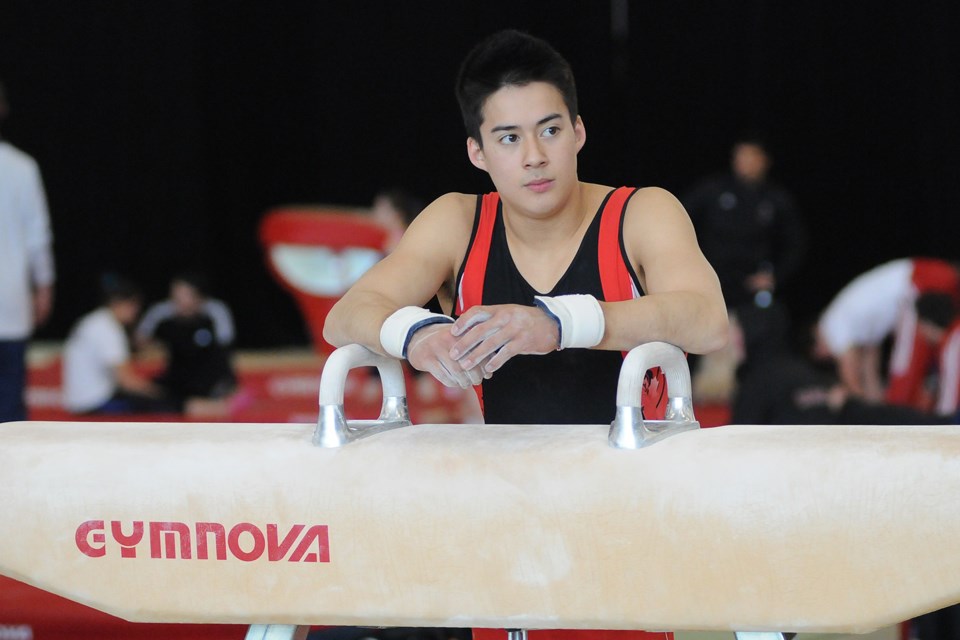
<box><xmin>245</xmin><ymin>624</ymin><xmax>310</xmax><ymax>640</ymax></box>
<box><xmin>735</xmin><ymin>632</ymin><xmax>796</xmax><ymax>640</ymax></box>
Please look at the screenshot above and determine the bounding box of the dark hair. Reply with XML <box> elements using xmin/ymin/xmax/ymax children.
<box><xmin>172</xmin><ymin>270</ymin><xmax>211</xmax><ymax>297</ymax></box>
<box><xmin>916</xmin><ymin>292</ymin><xmax>956</xmax><ymax>330</ymax></box>
<box><xmin>733</xmin><ymin>131</ymin><xmax>771</xmax><ymax>156</ymax></box>
<box><xmin>375</xmin><ymin>189</ymin><xmax>423</xmax><ymax>227</ymax></box>
<box><xmin>455</xmin><ymin>29</ymin><xmax>578</xmax><ymax>146</ymax></box>
<box><xmin>99</xmin><ymin>272</ymin><xmax>142</xmax><ymax>304</ymax></box>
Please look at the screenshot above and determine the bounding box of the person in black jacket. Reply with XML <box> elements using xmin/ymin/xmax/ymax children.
<box><xmin>135</xmin><ymin>272</ymin><xmax>238</xmax><ymax>412</ymax></box>
<box><xmin>683</xmin><ymin>136</ymin><xmax>807</xmax><ymax>309</ymax></box>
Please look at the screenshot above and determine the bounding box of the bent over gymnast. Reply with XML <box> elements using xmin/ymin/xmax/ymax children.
<box><xmin>325</xmin><ymin>29</ymin><xmax>727</xmax><ymax>429</ymax></box>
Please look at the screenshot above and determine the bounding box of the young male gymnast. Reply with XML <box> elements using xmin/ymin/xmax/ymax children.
<box><xmin>325</xmin><ymin>29</ymin><xmax>727</xmax><ymax>426</ymax></box>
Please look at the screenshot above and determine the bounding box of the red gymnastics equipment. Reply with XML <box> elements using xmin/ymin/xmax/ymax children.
<box><xmin>259</xmin><ymin>206</ymin><xmax>388</xmax><ymax>354</ymax></box>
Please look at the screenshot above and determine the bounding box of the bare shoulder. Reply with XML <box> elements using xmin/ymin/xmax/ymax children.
<box><xmin>621</xmin><ymin>186</ymin><xmax>709</xmax><ymax>292</ymax></box>
<box><xmin>390</xmin><ymin>191</ymin><xmax>479</xmax><ymax>282</ymax></box>
<box><xmin>623</xmin><ymin>186</ymin><xmax>696</xmax><ymax>242</ymax></box>
<box><xmin>402</xmin><ymin>192</ymin><xmax>476</xmax><ymax>257</ymax></box>
<box><xmin>625</xmin><ymin>186</ymin><xmax>689</xmax><ymax>222</ymax></box>
<box><xmin>409</xmin><ymin>192</ymin><xmax>477</xmax><ymax>237</ymax></box>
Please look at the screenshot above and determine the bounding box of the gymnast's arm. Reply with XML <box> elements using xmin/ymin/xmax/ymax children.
<box><xmin>599</xmin><ymin>186</ymin><xmax>728</xmax><ymax>354</ymax></box>
<box><xmin>835</xmin><ymin>344</ymin><xmax>882</xmax><ymax>402</ymax></box>
<box><xmin>322</xmin><ymin>192</ymin><xmax>474</xmax><ymax>355</ymax></box>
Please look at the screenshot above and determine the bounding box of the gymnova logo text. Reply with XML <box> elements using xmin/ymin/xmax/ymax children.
<box><xmin>76</xmin><ymin>520</ymin><xmax>330</xmax><ymax>563</ymax></box>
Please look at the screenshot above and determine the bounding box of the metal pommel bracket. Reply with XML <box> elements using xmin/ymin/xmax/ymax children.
<box><xmin>315</xmin><ymin>344</ymin><xmax>411</xmax><ymax>448</ymax></box>
<box><xmin>608</xmin><ymin>341</ymin><xmax>700</xmax><ymax>449</ymax></box>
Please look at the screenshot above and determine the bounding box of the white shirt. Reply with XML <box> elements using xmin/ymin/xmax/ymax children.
<box><xmin>818</xmin><ymin>259</ymin><xmax>914</xmax><ymax>355</ymax></box>
<box><xmin>63</xmin><ymin>308</ymin><xmax>129</xmax><ymax>412</ymax></box>
<box><xmin>0</xmin><ymin>141</ymin><xmax>54</xmax><ymax>339</ymax></box>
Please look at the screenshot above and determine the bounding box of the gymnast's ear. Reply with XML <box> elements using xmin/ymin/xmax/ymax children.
<box><xmin>467</xmin><ymin>137</ymin><xmax>486</xmax><ymax>171</ymax></box>
<box><xmin>574</xmin><ymin>115</ymin><xmax>586</xmax><ymax>153</ymax></box>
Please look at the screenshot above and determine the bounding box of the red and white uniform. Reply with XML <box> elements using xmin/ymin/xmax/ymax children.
<box><xmin>455</xmin><ymin>187</ymin><xmax>668</xmax><ymax>424</ymax></box>
<box><xmin>933</xmin><ymin>319</ymin><xmax>960</xmax><ymax>416</ymax></box>
<box><xmin>886</xmin><ymin>259</ymin><xmax>960</xmax><ymax>407</ymax></box>
<box><xmin>818</xmin><ymin>258</ymin><xmax>959</xmax><ymax>409</ymax></box>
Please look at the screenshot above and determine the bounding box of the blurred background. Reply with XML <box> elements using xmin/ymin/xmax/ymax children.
<box><xmin>1</xmin><ymin>0</ymin><xmax>957</xmax><ymax>348</ymax></box>
<box><xmin>2</xmin><ymin>4</ymin><xmax>959</xmax><ymax>636</ymax></box>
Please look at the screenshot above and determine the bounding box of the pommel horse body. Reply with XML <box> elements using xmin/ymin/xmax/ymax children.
<box><xmin>1</xmin><ymin>343</ymin><xmax>959</xmax><ymax>640</ymax></box>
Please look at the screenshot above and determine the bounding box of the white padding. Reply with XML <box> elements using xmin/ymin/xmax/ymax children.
<box><xmin>534</xmin><ymin>294</ymin><xmax>605</xmax><ymax>349</ymax></box>
<box><xmin>270</xmin><ymin>245</ymin><xmax>381</xmax><ymax>296</ymax></box>
<box><xmin>3</xmin><ymin>421</ymin><xmax>960</xmax><ymax>632</ymax></box>
<box><xmin>379</xmin><ymin>306</ymin><xmax>453</xmax><ymax>359</ymax></box>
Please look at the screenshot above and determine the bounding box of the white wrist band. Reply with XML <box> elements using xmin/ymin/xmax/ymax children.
<box><xmin>534</xmin><ymin>294</ymin><xmax>605</xmax><ymax>350</ymax></box>
<box><xmin>380</xmin><ymin>306</ymin><xmax>454</xmax><ymax>359</ymax></box>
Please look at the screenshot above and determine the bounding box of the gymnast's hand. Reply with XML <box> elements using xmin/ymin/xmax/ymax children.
<box><xmin>406</xmin><ymin>323</ymin><xmax>486</xmax><ymax>389</ymax></box>
<box><xmin>448</xmin><ymin>304</ymin><xmax>560</xmax><ymax>375</ymax></box>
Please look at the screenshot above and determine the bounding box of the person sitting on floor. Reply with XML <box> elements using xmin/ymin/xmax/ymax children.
<box><xmin>63</xmin><ymin>275</ymin><xmax>171</xmax><ymax>415</ymax></box>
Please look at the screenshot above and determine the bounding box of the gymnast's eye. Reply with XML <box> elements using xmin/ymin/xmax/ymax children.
<box><xmin>541</xmin><ymin>126</ymin><xmax>560</xmax><ymax>137</ymax></box>
<box><xmin>499</xmin><ymin>133</ymin><xmax>520</xmax><ymax>145</ymax></box>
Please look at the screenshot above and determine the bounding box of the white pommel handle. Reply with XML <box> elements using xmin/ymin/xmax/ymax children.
<box><xmin>316</xmin><ymin>344</ymin><xmax>410</xmax><ymax>448</ymax></box>
<box><xmin>610</xmin><ymin>341</ymin><xmax>698</xmax><ymax>449</ymax></box>
<box><xmin>615</xmin><ymin>341</ymin><xmax>692</xmax><ymax>406</ymax></box>
<box><xmin>319</xmin><ymin>344</ymin><xmax>406</xmax><ymax>406</ymax></box>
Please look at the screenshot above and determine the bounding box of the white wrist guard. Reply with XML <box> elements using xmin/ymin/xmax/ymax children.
<box><xmin>380</xmin><ymin>306</ymin><xmax>454</xmax><ymax>359</ymax></box>
<box><xmin>533</xmin><ymin>294</ymin><xmax>605</xmax><ymax>350</ymax></box>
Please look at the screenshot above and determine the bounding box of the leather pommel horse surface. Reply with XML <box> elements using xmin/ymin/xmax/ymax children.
<box><xmin>1</xmin><ymin>343</ymin><xmax>959</xmax><ymax>634</ymax></box>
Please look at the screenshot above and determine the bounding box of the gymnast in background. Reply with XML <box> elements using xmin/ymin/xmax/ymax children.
<box><xmin>731</xmin><ymin>300</ymin><xmax>953</xmax><ymax>426</ymax></box>
<box><xmin>135</xmin><ymin>271</ymin><xmax>240</xmax><ymax>415</ymax></box>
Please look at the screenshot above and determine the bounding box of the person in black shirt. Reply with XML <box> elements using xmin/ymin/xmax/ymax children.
<box><xmin>683</xmin><ymin>136</ymin><xmax>806</xmax><ymax>309</ymax></box>
<box><xmin>136</xmin><ymin>272</ymin><xmax>237</xmax><ymax>412</ymax></box>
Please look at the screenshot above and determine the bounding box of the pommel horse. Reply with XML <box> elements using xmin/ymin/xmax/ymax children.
<box><xmin>1</xmin><ymin>343</ymin><xmax>959</xmax><ymax>640</ymax></box>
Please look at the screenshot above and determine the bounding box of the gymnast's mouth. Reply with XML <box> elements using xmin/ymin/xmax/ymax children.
<box><xmin>525</xmin><ymin>178</ymin><xmax>554</xmax><ymax>192</ymax></box>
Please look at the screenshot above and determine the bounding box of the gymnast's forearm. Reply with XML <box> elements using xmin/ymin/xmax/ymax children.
<box><xmin>598</xmin><ymin>292</ymin><xmax>729</xmax><ymax>355</ymax></box>
<box><xmin>859</xmin><ymin>344</ymin><xmax>884</xmax><ymax>402</ymax></box>
<box><xmin>836</xmin><ymin>348</ymin><xmax>866</xmax><ymax>397</ymax></box>
<box><xmin>323</xmin><ymin>290</ymin><xmax>396</xmax><ymax>355</ymax></box>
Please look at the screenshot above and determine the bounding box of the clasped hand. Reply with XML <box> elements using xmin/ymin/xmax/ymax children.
<box><xmin>406</xmin><ymin>304</ymin><xmax>559</xmax><ymax>388</ymax></box>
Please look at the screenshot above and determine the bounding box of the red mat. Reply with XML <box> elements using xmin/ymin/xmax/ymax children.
<box><xmin>0</xmin><ymin>574</ymin><xmax>247</xmax><ymax>639</ymax></box>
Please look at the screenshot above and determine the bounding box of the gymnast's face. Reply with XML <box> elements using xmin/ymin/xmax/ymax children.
<box><xmin>466</xmin><ymin>82</ymin><xmax>585</xmax><ymax>216</ymax></box>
